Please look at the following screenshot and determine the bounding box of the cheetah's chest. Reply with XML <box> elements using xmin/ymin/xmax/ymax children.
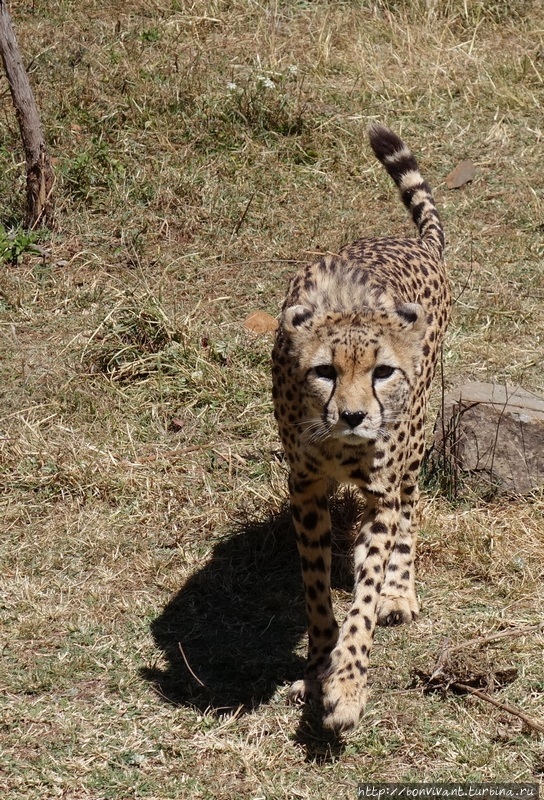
<box><xmin>300</xmin><ymin>434</ymin><xmax>411</xmax><ymax>492</ymax></box>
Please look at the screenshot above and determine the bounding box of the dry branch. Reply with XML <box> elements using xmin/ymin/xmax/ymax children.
<box><xmin>431</xmin><ymin>623</ymin><xmax>544</xmax><ymax>681</ymax></box>
<box><xmin>0</xmin><ymin>0</ymin><xmax>54</xmax><ymax>227</ymax></box>
<box><xmin>178</xmin><ymin>642</ymin><xmax>207</xmax><ymax>688</ymax></box>
<box><xmin>425</xmin><ymin>623</ymin><xmax>544</xmax><ymax>736</ymax></box>
<box><xmin>451</xmin><ymin>682</ymin><xmax>544</xmax><ymax>735</ymax></box>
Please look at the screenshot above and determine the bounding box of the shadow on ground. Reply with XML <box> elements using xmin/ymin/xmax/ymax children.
<box><xmin>142</xmin><ymin>492</ymin><xmax>361</xmax><ymax>757</ymax></box>
<box><xmin>141</xmin><ymin>504</ymin><xmax>306</xmax><ymax>714</ymax></box>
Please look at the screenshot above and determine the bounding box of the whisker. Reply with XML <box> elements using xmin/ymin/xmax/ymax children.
<box><xmin>297</xmin><ymin>417</ymin><xmax>330</xmax><ymax>445</ymax></box>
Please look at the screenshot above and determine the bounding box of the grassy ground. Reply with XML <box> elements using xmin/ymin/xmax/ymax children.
<box><xmin>1</xmin><ymin>1</ymin><xmax>543</xmax><ymax>797</ymax></box>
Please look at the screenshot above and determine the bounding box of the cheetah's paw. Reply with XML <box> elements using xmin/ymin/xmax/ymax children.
<box><xmin>287</xmin><ymin>678</ymin><xmax>319</xmax><ymax>705</ymax></box>
<box><xmin>376</xmin><ymin>593</ymin><xmax>419</xmax><ymax>627</ymax></box>
<box><xmin>320</xmin><ymin>672</ymin><xmax>367</xmax><ymax>733</ymax></box>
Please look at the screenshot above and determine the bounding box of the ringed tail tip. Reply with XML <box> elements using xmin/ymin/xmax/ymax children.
<box><xmin>367</xmin><ymin>122</ymin><xmax>445</xmax><ymax>259</ymax></box>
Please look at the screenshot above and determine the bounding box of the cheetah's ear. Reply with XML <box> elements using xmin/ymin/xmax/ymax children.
<box><xmin>281</xmin><ymin>304</ymin><xmax>314</xmax><ymax>333</ymax></box>
<box><xmin>394</xmin><ymin>302</ymin><xmax>426</xmax><ymax>339</ymax></box>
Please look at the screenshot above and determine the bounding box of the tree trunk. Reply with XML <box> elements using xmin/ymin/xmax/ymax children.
<box><xmin>0</xmin><ymin>0</ymin><xmax>54</xmax><ymax>228</ymax></box>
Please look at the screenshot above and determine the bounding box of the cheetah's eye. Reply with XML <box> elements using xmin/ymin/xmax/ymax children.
<box><xmin>373</xmin><ymin>364</ymin><xmax>395</xmax><ymax>380</ymax></box>
<box><xmin>314</xmin><ymin>364</ymin><xmax>337</xmax><ymax>380</ymax></box>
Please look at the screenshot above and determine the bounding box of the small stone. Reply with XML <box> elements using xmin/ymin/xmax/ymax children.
<box><xmin>243</xmin><ymin>310</ymin><xmax>278</xmax><ymax>334</ymax></box>
<box><xmin>445</xmin><ymin>160</ymin><xmax>477</xmax><ymax>189</ymax></box>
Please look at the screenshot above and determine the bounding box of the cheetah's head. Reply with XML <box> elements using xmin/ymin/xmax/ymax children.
<box><xmin>280</xmin><ymin>302</ymin><xmax>426</xmax><ymax>445</ymax></box>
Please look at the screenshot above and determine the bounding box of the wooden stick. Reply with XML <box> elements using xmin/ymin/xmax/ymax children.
<box><xmin>0</xmin><ymin>1</ymin><xmax>54</xmax><ymax>227</ymax></box>
<box><xmin>431</xmin><ymin>623</ymin><xmax>544</xmax><ymax>681</ymax></box>
<box><xmin>427</xmin><ymin>623</ymin><xmax>544</xmax><ymax>734</ymax></box>
<box><xmin>178</xmin><ymin>642</ymin><xmax>206</xmax><ymax>688</ymax></box>
<box><xmin>452</xmin><ymin>682</ymin><xmax>544</xmax><ymax>735</ymax></box>
<box><xmin>119</xmin><ymin>443</ymin><xmax>215</xmax><ymax>466</ymax></box>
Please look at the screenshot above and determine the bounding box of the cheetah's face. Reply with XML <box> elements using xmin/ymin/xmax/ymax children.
<box><xmin>281</xmin><ymin>304</ymin><xmax>426</xmax><ymax>445</ymax></box>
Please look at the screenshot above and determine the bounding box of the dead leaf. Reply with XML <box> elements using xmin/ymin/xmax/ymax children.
<box><xmin>445</xmin><ymin>160</ymin><xmax>476</xmax><ymax>189</ymax></box>
<box><xmin>243</xmin><ymin>310</ymin><xmax>278</xmax><ymax>334</ymax></box>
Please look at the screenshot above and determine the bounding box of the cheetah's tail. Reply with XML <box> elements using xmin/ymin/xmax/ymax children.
<box><xmin>368</xmin><ymin>123</ymin><xmax>445</xmax><ymax>260</ymax></box>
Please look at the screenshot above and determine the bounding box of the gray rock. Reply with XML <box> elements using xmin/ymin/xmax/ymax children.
<box><xmin>434</xmin><ymin>382</ymin><xmax>544</xmax><ymax>496</ymax></box>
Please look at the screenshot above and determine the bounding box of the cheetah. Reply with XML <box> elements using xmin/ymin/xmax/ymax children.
<box><xmin>272</xmin><ymin>124</ymin><xmax>451</xmax><ymax>732</ymax></box>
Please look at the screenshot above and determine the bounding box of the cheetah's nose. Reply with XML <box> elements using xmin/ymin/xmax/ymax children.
<box><xmin>340</xmin><ymin>410</ymin><xmax>366</xmax><ymax>428</ymax></box>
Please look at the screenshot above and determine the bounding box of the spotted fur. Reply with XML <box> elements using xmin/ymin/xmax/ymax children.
<box><xmin>272</xmin><ymin>124</ymin><xmax>451</xmax><ymax>732</ymax></box>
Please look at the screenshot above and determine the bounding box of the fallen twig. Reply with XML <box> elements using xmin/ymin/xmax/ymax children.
<box><xmin>178</xmin><ymin>642</ymin><xmax>206</xmax><ymax>688</ymax></box>
<box><xmin>424</xmin><ymin>622</ymin><xmax>544</xmax><ymax>735</ymax></box>
<box><xmin>451</xmin><ymin>681</ymin><xmax>544</xmax><ymax>735</ymax></box>
<box><xmin>119</xmin><ymin>443</ymin><xmax>215</xmax><ymax>466</ymax></box>
<box><xmin>431</xmin><ymin>622</ymin><xmax>544</xmax><ymax>681</ymax></box>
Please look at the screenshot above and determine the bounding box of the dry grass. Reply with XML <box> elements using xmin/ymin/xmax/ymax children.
<box><xmin>0</xmin><ymin>0</ymin><xmax>543</xmax><ymax>797</ymax></box>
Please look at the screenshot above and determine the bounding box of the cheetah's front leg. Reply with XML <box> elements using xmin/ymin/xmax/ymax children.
<box><xmin>320</xmin><ymin>497</ymin><xmax>398</xmax><ymax>732</ymax></box>
<box><xmin>288</xmin><ymin>474</ymin><xmax>339</xmax><ymax>704</ymax></box>
<box><xmin>378</xmin><ymin>479</ymin><xmax>421</xmax><ymax>626</ymax></box>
